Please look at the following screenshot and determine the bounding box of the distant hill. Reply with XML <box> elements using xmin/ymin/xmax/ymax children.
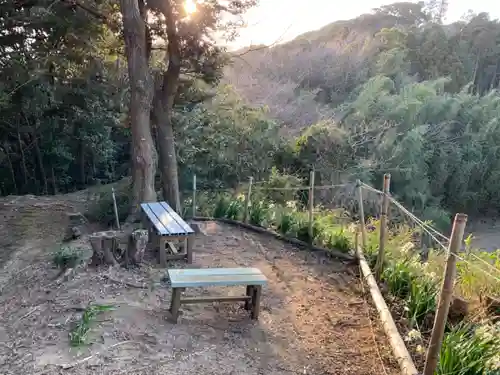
<box><xmin>223</xmin><ymin>1</ymin><xmax>477</xmax><ymax>133</ymax></box>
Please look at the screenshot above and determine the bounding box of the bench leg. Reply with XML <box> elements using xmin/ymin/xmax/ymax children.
<box><xmin>251</xmin><ymin>285</ymin><xmax>262</xmax><ymax>320</ymax></box>
<box><xmin>159</xmin><ymin>237</ymin><xmax>167</xmax><ymax>267</ymax></box>
<box><xmin>245</xmin><ymin>285</ymin><xmax>254</xmax><ymax>310</ymax></box>
<box><xmin>186</xmin><ymin>236</ymin><xmax>194</xmax><ymax>264</ymax></box>
<box><xmin>169</xmin><ymin>287</ymin><xmax>183</xmax><ymax>323</ymax></box>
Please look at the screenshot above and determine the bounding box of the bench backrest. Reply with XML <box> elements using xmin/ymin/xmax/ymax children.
<box><xmin>168</xmin><ymin>268</ymin><xmax>267</xmax><ymax>288</ymax></box>
<box><xmin>141</xmin><ymin>201</ymin><xmax>194</xmax><ymax>236</ymax></box>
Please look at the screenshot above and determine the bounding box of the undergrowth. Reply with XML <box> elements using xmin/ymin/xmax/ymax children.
<box><xmin>53</xmin><ymin>246</ymin><xmax>81</xmax><ymax>269</ymax></box>
<box><xmin>365</xmin><ymin>219</ymin><xmax>500</xmax><ymax>374</ymax></box>
<box><xmin>194</xmin><ymin>192</ymin><xmax>352</xmax><ymax>254</ymax></box>
<box><xmin>70</xmin><ymin>304</ymin><xmax>114</xmax><ymax>347</ymax></box>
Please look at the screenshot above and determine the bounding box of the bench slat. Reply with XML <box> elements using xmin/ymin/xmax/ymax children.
<box><xmin>141</xmin><ymin>203</ymin><xmax>169</xmax><ymax>235</ymax></box>
<box><xmin>168</xmin><ymin>268</ymin><xmax>263</xmax><ymax>278</ymax></box>
<box><xmin>168</xmin><ymin>268</ymin><xmax>267</xmax><ymax>288</ymax></box>
<box><xmin>159</xmin><ymin>202</ymin><xmax>194</xmax><ymax>234</ymax></box>
<box><xmin>147</xmin><ymin>202</ymin><xmax>185</xmax><ymax>235</ymax></box>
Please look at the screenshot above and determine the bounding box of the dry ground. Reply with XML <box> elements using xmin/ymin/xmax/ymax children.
<box><xmin>0</xmin><ymin>195</ymin><xmax>399</xmax><ymax>375</ymax></box>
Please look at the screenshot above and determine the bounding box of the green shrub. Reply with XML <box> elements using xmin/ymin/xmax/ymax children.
<box><xmin>277</xmin><ymin>210</ymin><xmax>296</xmax><ymax>235</ymax></box>
<box><xmin>53</xmin><ymin>246</ymin><xmax>81</xmax><ymax>269</ymax></box>
<box><xmin>327</xmin><ymin>228</ymin><xmax>351</xmax><ymax>253</ymax></box>
<box><xmin>87</xmin><ymin>185</ymin><xmax>130</xmax><ymax>224</ymax></box>
<box><xmin>406</xmin><ymin>276</ymin><xmax>438</xmax><ymax>328</ymax></box>
<box><xmin>382</xmin><ymin>260</ymin><xmax>414</xmax><ymax>299</ymax></box>
<box><xmin>437</xmin><ymin>323</ymin><xmax>500</xmax><ymax>375</ymax></box>
<box><xmin>69</xmin><ymin>304</ymin><xmax>114</xmax><ymax>347</ymax></box>
<box><xmin>249</xmin><ymin>200</ymin><xmax>269</xmax><ymax>226</ymax></box>
<box><xmin>225</xmin><ymin>200</ymin><xmax>243</xmax><ymax>220</ymax></box>
<box><xmin>213</xmin><ymin>195</ymin><xmax>231</xmax><ymax>218</ymax></box>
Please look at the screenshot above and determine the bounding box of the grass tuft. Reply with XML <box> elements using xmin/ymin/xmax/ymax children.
<box><xmin>69</xmin><ymin>304</ymin><xmax>115</xmax><ymax>347</ymax></box>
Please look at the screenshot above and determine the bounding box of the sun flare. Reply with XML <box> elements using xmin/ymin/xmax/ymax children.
<box><xmin>184</xmin><ymin>0</ymin><xmax>197</xmax><ymax>15</ymax></box>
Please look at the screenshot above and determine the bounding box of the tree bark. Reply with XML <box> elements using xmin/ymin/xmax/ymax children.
<box><xmin>120</xmin><ymin>0</ymin><xmax>157</xmax><ymax>220</ymax></box>
<box><xmin>151</xmin><ymin>0</ymin><xmax>182</xmax><ymax>212</ymax></box>
<box><xmin>17</xmin><ymin>131</ymin><xmax>29</xmax><ymax>192</ymax></box>
<box><xmin>3</xmin><ymin>144</ymin><xmax>18</xmax><ymax>195</ymax></box>
<box><xmin>32</xmin><ymin>133</ymin><xmax>48</xmax><ymax>194</ymax></box>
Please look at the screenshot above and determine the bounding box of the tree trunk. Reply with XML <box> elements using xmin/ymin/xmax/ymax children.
<box><xmin>17</xmin><ymin>132</ymin><xmax>28</xmax><ymax>192</ymax></box>
<box><xmin>79</xmin><ymin>139</ymin><xmax>85</xmax><ymax>188</ymax></box>
<box><xmin>3</xmin><ymin>144</ymin><xmax>18</xmax><ymax>195</ymax></box>
<box><xmin>152</xmin><ymin>92</ymin><xmax>181</xmax><ymax>211</ymax></box>
<box><xmin>32</xmin><ymin>133</ymin><xmax>48</xmax><ymax>195</ymax></box>
<box><xmin>151</xmin><ymin>0</ymin><xmax>182</xmax><ymax>212</ymax></box>
<box><xmin>120</xmin><ymin>0</ymin><xmax>157</xmax><ymax>220</ymax></box>
<box><xmin>51</xmin><ymin>164</ymin><xmax>58</xmax><ymax>195</ymax></box>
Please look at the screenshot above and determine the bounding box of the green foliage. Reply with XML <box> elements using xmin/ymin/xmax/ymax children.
<box><xmin>277</xmin><ymin>210</ymin><xmax>296</xmax><ymax>235</ymax></box>
<box><xmin>437</xmin><ymin>323</ymin><xmax>500</xmax><ymax>375</ymax></box>
<box><xmin>86</xmin><ymin>182</ymin><xmax>131</xmax><ymax>225</ymax></box>
<box><xmin>225</xmin><ymin>200</ymin><xmax>243</xmax><ymax>220</ymax></box>
<box><xmin>249</xmin><ymin>200</ymin><xmax>269</xmax><ymax>227</ymax></box>
<box><xmin>213</xmin><ymin>195</ymin><xmax>231</xmax><ymax>218</ymax></box>
<box><xmin>69</xmin><ymin>304</ymin><xmax>114</xmax><ymax>347</ymax></box>
<box><xmin>406</xmin><ymin>275</ymin><xmax>438</xmax><ymax>328</ymax></box>
<box><xmin>326</xmin><ymin>228</ymin><xmax>351</xmax><ymax>253</ymax></box>
<box><xmin>382</xmin><ymin>260</ymin><xmax>414</xmax><ymax>299</ymax></box>
<box><xmin>52</xmin><ymin>246</ymin><xmax>81</xmax><ymax>269</ymax></box>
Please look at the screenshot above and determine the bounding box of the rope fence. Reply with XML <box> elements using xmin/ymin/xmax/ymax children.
<box><xmin>187</xmin><ymin>172</ymin><xmax>499</xmax><ymax>375</ymax></box>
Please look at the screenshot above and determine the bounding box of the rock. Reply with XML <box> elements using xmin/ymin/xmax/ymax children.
<box><xmin>70</xmin><ymin>226</ymin><xmax>82</xmax><ymax>240</ymax></box>
<box><xmin>484</xmin><ymin>295</ymin><xmax>500</xmax><ymax>320</ymax></box>
<box><xmin>449</xmin><ymin>296</ymin><xmax>469</xmax><ymax>322</ymax></box>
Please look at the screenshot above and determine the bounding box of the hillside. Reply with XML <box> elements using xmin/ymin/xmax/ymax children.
<box><xmin>224</xmin><ymin>3</ymin><xmax>500</xmax><ymax>134</ymax></box>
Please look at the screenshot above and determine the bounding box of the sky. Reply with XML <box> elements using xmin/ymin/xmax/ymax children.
<box><xmin>226</xmin><ymin>0</ymin><xmax>500</xmax><ymax>49</ymax></box>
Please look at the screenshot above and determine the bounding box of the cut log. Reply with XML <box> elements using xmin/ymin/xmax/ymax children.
<box><xmin>89</xmin><ymin>231</ymin><xmax>126</xmax><ymax>266</ymax></box>
<box><xmin>125</xmin><ymin>229</ymin><xmax>148</xmax><ymax>266</ymax></box>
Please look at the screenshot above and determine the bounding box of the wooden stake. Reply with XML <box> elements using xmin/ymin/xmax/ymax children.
<box><xmin>423</xmin><ymin>213</ymin><xmax>468</xmax><ymax>375</ymax></box>
<box><xmin>308</xmin><ymin>170</ymin><xmax>315</xmax><ymax>245</ymax></box>
<box><xmin>111</xmin><ymin>187</ymin><xmax>121</xmax><ymax>231</ymax></box>
<box><xmin>375</xmin><ymin>174</ymin><xmax>391</xmax><ymax>280</ymax></box>
<box><xmin>192</xmin><ymin>174</ymin><xmax>197</xmax><ymax>218</ymax></box>
<box><xmin>356</xmin><ymin>180</ymin><xmax>367</xmax><ymax>250</ymax></box>
<box><xmin>243</xmin><ymin>177</ymin><xmax>253</xmax><ymax>223</ymax></box>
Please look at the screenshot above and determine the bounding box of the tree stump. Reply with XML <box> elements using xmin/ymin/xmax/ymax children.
<box><xmin>64</xmin><ymin>212</ymin><xmax>87</xmax><ymax>242</ymax></box>
<box><xmin>125</xmin><ymin>229</ymin><xmax>149</xmax><ymax>266</ymax></box>
<box><xmin>89</xmin><ymin>231</ymin><xmax>126</xmax><ymax>266</ymax></box>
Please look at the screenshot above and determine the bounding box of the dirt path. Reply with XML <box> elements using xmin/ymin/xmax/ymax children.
<box><xmin>0</xmin><ymin>197</ymin><xmax>399</xmax><ymax>375</ymax></box>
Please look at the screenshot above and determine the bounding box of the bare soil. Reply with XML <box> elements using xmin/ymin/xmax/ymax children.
<box><xmin>0</xmin><ymin>195</ymin><xmax>399</xmax><ymax>375</ymax></box>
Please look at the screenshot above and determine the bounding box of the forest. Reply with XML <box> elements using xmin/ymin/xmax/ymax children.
<box><xmin>2</xmin><ymin>0</ymin><xmax>500</xmax><ymax>227</ymax></box>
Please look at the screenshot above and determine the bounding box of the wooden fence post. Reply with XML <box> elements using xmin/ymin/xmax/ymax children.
<box><xmin>356</xmin><ymin>179</ymin><xmax>367</xmax><ymax>251</ymax></box>
<box><xmin>111</xmin><ymin>187</ymin><xmax>121</xmax><ymax>231</ymax></box>
<box><xmin>423</xmin><ymin>213</ymin><xmax>468</xmax><ymax>375</ymax></box>
<box><xmin>243</xmin><ymin>177</ymin><xmax>253</xmax><ymax>223</ymax></box>
<box><xmin>192</xmin><ymin>174</ymin><xmax>196</xmax><ymax>218</ymax></box>
<box><xmin>308</xmin><ymin>170</ymin><xmax>315</xmax><ymax>245</ymax></box>
<box><xmin>375</xmin><ymin>173</ymin><xmax>391</xmax><ymax>280</ymax></box>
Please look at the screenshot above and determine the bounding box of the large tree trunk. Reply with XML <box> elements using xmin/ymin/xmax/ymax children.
<box><xmin>32</xmin><ymin>133</ymin><xmax>48</xmax><ymax>194</ymax></box>
<box><xmin>120</xmin><ymin>0</ymin><xmax>157</xmax><ymax>220</ymax></box>
<box><xmin>151</xmin><ymin>0</ymin><xmax>182</xmax><ymax>212</ymax></box>
<box><xmin>152</xmin><ymin>76</ymin><xmax>181</xmax><ymax>212</ymax></box>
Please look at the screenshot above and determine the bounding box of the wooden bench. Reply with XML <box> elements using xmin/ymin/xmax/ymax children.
<box><xmin>140</xmin><ymin>202</ymin><xmax>196</xmax><ymax>265</ymax></box>
<box><xmin>167</xmin><ymin>268</ymin><xmax>267</xmax><ymax>323</ymax></box>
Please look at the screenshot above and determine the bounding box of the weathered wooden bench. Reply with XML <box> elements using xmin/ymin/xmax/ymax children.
<box><xmin>167</xmin><ymin>268</ymin><xmax>267</xmax><ymax>323</ymax></box>
<box><xmin>140</xmin><ymin>202</ymin><xmax>196</xmax><ymax>265</ymax></box>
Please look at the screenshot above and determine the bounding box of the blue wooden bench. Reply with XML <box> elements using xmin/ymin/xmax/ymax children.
<box><xmin>140</xmin><ymin>201</ymin><xmax>196</xmax><ymax>265</ymax></box>
<box><xmin>167</xmin><ymin>268</ymin><xmax>267</xmax><ymax>323</ymax></box>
